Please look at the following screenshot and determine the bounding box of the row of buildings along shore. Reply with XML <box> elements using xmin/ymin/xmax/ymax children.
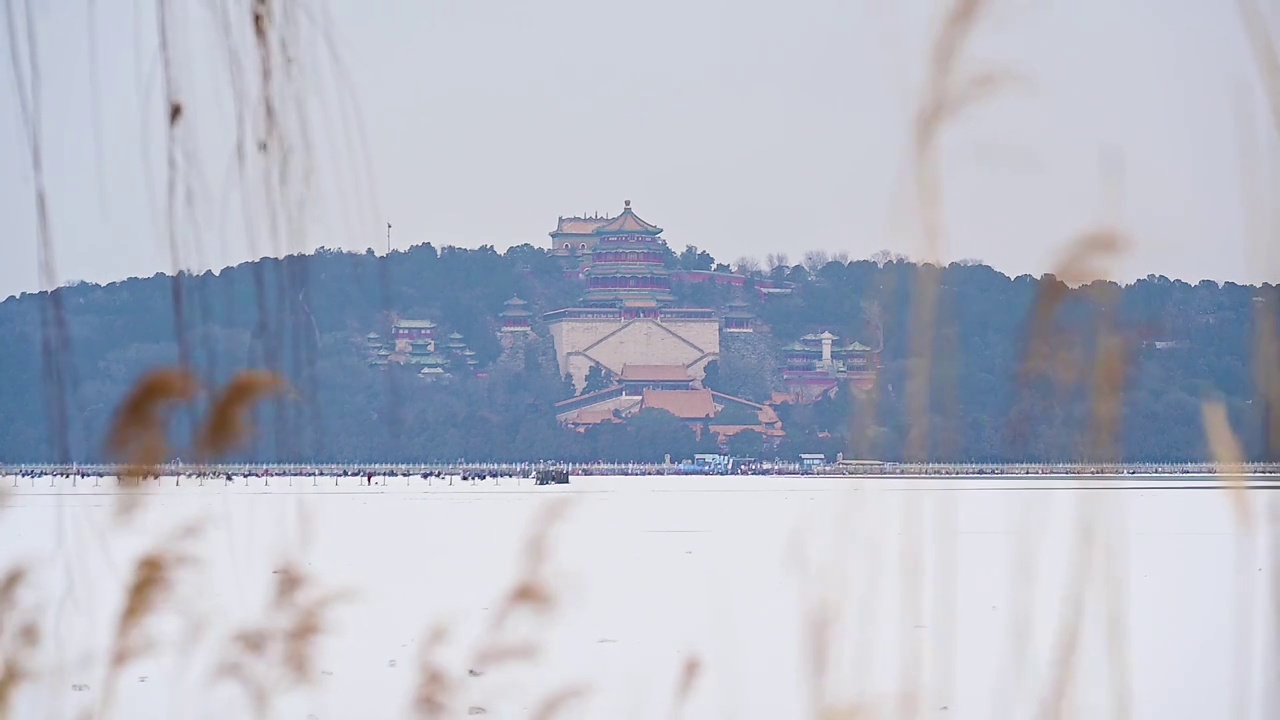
<box><xmin>364</xmin><ymin>201</ymin><xmax>881</xmax><ymax>445</ymax></box>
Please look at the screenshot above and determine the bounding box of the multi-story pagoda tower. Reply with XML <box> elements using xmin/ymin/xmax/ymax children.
<box><xmin>497</xmin><ymin>295</ymin><xmax>537</xmax><ymax>364</ymax></box>
<box><xmin>721</xmin><ymin>301</ymin><xmax>755</xmax><ymax>333</ymax></box>
<box><xmin>540</xmin><ymin>200</ymin><xmax>786</xmax><ymax>442</ymax></box>
<box><xmin>580</xmin><ymin>200</ymin><xmax>675</xmax><ymax>310</ymax></box>
<box><xmin>499</xmin><ymin>296</ymin><xmax>533</xmax><ymax>333</ymax></box>
<box><xmin>544</xmin><ymin>200</ymin><xmax>720</xmax><ymax>391</ymax></box>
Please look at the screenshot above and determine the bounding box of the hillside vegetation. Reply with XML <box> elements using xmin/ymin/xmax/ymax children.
<box><xmin>0</xmin><ymin>243</ymin><xmax>1274</xmax><ymax>464</ymax></box>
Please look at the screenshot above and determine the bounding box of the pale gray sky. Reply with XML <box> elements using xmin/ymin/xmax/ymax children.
<box><xmin>2</xmin><ymin>1</ymin><xmax>1276</xmax><ymax>299</ymax></box>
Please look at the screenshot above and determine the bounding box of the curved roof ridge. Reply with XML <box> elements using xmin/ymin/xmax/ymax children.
<box><xmin>594</xmin><ymin>200</ymin><xmax>662</xmax><ymax>235</ymax></box>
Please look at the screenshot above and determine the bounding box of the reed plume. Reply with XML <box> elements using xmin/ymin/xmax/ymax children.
<box><xmin>410</xmin><ymin>626</ymin><xmax>454</xmax><ymax>720</ymax></box>
<box><xmin>196</xmin><ymin>370</ymin><xmax>288</xmax><ymax>459</ymax></box>
<box><xmin>667</xmin><ymin>655</ymin><xmax>701</xmax><ymax>718</ymax></box>
<box><xmin>461</xmin><ymin>500</ymin><xmax>578</xmax><ymax>716</ymax></box>
<box><xmin>105</xmin><ymin>368</ymin><xmax>198</xmax><ymax>478</ymax></box>
<box><xmin>1237</xmin><ymin>0</ymin><xmax>1280</xmax><ymax>136</ymax></box>
<box><xmin>530</xmin><ymin>686</ymin><xmax>588</xmax><ymax>720</ymax></box>
<box><xmin>485</xmin><ymin>499</ymin><xmax>570</xmax><ymax>635</ymax></box>
<box><xmin>104</xmin><ymin>368</ymin><xmax>198</xmax><ymax>518</ymax></box>
<box><xmin>101</xmin><ymin>523</ymin><xmax>201</xmax><ymax>715</ymax></box>
<box><xmin>1019</xmin><ymin>229</ymin><xmax>1125</xmax><ymax>387</ymax></box>
<box><xmin>216</xmin><ymin>562</ymin><xmax>348</xmax><ymax>719</ymax></box>
<box><xmin>0</xmin><ymin>568</ymin><xmax>37</xmax><ymax>720</ymax></box>
<box><xmin>1204</xmin><ymin>400</ymin><xmax>1251</xmax><ymax>528</ymax></box>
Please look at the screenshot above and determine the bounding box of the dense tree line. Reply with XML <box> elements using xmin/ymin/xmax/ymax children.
<box><xmin>0</xmin><ymin>242</ymin><xmax>1276</xmax><ymax>464</ymax></box>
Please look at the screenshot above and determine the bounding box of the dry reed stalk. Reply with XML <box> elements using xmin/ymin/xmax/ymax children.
<box><xmin>5</xmin><ymin>0</ymin><xmax>76</xmax><ymax>463</ymax></box>
<box><xmin>848</xmin><ymin>501</ymin><xmax>889</xmax><ymax>717</ymax></box>
<box><xmin>1267</xmin><ymin>501</ymin><xmax>1280</xmax><ymax>717</ymax></box>
<box><xmin>848</xmin><ymin>302</ymin><xmax>884</xmax><ymax>459</ymax></box>
<box><xmin>795</xmin><ymin>543</ymin><xmax>859</xmax><ymax>718</ymax></box>
<box><xmin>1235</xmin><ymin>87</ymin><xmax>1280</xmax><ymax>465</ymax></box>
<box><xmin>791</xmin><ymin>502</ymin><xmax>889</xmax><ymax>720</ymax></box>
<box><xmin>196</xmin><ymin>370</ymin><xmax>288</xmax><ymax>458</ymax></box>
<box><xmin>0</xmin><ymin>568</ymin><xmax>38</xmax><ymax>720</ymax></box>
<box><xmin>530</xmin><ymin>686</ymin><xmax>588</xmax><ymax>720</ymax></box>
<box><xmin>469</xmin><ymin>641</ymin><xmax>542</xmax><ymax>669</ymax></box>
<box><xmin>111</xmin><ymin>553</ymin><xmax>185</xmax><ymax>668</ymax></box>
<box><xmin>1231</xmin><ymin>19</ymin><xmax>1279</xmax><ymax>715</ymax></box>
<box><xmin>800</xmin><ymin>453</ymin><xmax>886</xmax><ymax>717</ymax></box>
<box><xmin>1020</xmin><ymin>230</ymin><xmax>1125</xmax><ymax>386</ymax></box>
<box><xmin>1238</xmin><ymin>84</ymin><xmax>1277</xmax><ymax>276</ymax></box>
<box><xmin>1228</xmin><ymin>506</ymin><xmax>1260</xmax><ymax>720</ymax></box>
<box><xmin>1083</xmin><ymin>151</ymin><xmax>1128</xmax><ymax>465</ymax></box>
<box><xmin>1236</xmin><ymin>0</ymin><xmax>1280</xmax><ymax>137</ymax></box>
<box><xmin>929</xmin><ymin>491</ymin><xmax>960</xmax><ymax>720</ymax></box>
<box><xmin>109</xmin><ymin>529</ymin><xmax>201</xmax><ymax>665</ymax></box>
<box><xmin>483</xmin><ymin>499</ymin><xmax>570</xmax><ymax>638</ymax></box>
<box><xmin>0</xmin><ymin>570</ymin><xmax>28</xmax><ymax>603</ymax></box>
<box><xmin>1087</xmin><ymin>325</ymin><xmax>1125</xmax><ymax>463</ymax></box>
<box><xmin>216</xmin><ymin>562</ymin><xmax>349</xmax><ymax>719</ymax></box>
<box><xmin>1254</xmin><ymin>297</ymin><xmax>1280</xmax><ymax>459</ymax></box>
<box><xmin>454</xmin><ymin>500</ymin><xmax>578</xmax><ymax>716</ymax></box>
<box><xmin>276</xmin><ymin>567</ymin><xmax>345</xmax><ymax>681</ymax></box>
<box><xmin>1236</xmin><ymin>0</ymin><xmax>1280</xmax><ymax>462</ymax></box>
<box><xmin>1035</xmin><ymin>507</ymin><xmax>1098</xmax><ymax>720</ymax></box>
<box><xmin>900</xmin><ymin>6</ymin><xmax>1019</xmax><ymax>716</ymax></box>
<box><xmin>894</xmin><ymin>494</ymin><xmax>928</xmax><ymax>720</ymax></box>
<box><xmin>411</xmin><ymin>626</ymin><xmax>454</xmax><ymax>720</ymax></box>
<box><xmin>156</xmin><ymin>0</ymin><xmax>193</xmax><ymax>369</ymax></box>
<box><xmin>804</xmin><ymin>593</ymin><xmax>835</xmax><ymax>716</ymax></box>
<box><xmin>999</xmin><ymin>495</ymin><xmax>1042</xmax><ymax>720</ymax></box>
<box><xmin>101</xmin><ymin>523</ymin><xmax>201</xmax><ymax>715</ymax></box>
<box><xmin>1088</xmin><ymin>274</ymin><xmax>1133</xmax><ymax>720</ymax></box>
<box><xmin>1098</xmin><ymin>495</ymin><xmax>1133</xmax><ymax>720</ymax></box>
<box><xmin>907</xmin><ymin>0</ymin><xmax>1022</xmax><ymax>456</ymax></box>
<box><xmin>1203</xmin><ymin>400</ymin><xmax>1251</xmax><ymax>527</ymax></box>
<box><xmin>1240</xmin><ymin>2</ymin><xmax>1280</xmax><ymax>467</ymax></box>
<box><xmin>407</xmin><ymin>502</ymin><xmax>581</xmax><ymax>720</ymax></box>
<box><xmin>671</xmin><ymin>655</ymin><xmax>700</xmax><ymax>713</ymax></box>
<box><xmin>1027</xmin><ymin>157</ymin><xmax>1132</xmax><ymax>718</ymax></box>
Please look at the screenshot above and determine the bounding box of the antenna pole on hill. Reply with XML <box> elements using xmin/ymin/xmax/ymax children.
<box><xmin>386</xmin><ymin>222</ymin><xmax>392</xmax><ymax>255</ymax></box>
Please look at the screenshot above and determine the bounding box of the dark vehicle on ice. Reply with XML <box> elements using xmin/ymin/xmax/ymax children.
<box><xmin>533</xmin><ymin>469</ymin><xmax>570</xmax><ymax>485</ymax></box>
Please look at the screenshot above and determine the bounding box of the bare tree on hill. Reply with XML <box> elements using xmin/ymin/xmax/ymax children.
<box><xmin>733</xmin><ymin>256</ymin><xmax>762</xmax><ymax>275</ymax></box>
<box><xmin>802</xmin><ymin>250</ymin><xmax>830</xmax><ymax>273</ymax></box>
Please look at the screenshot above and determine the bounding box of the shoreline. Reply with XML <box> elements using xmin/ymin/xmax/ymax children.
<box><xmin>4</xmin><ymin>461</ymin><xmax>1280</xmax><ymax>478</ymax></box>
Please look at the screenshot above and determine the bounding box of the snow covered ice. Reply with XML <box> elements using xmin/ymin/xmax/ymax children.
<box><xmin>1</xmin><ymin>474</ymin><xmax>1275</xmax><ymax>719</ymax></box>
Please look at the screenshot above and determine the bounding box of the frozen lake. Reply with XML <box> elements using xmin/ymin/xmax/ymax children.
<box><xmin>2</xmin><ymin>474</ymin><xmax>1278</xmax><ymax>719</ymax></box>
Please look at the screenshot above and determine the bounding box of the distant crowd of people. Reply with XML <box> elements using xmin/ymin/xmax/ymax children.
<box><xmin>8</xmin><ymin>461</ymin><xmax>1276</xmax><ymax>487</ymax></box>
<box><xmin>7</xmin><ymin>467</ymin><xmax>535</xmax><ymax>487</ymax></box>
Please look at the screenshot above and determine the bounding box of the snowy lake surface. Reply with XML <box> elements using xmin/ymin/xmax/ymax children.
<box><xmin>2</xmin><ymin>473</ymin><xmax>1278</xmax><ymax>719</ymax></box>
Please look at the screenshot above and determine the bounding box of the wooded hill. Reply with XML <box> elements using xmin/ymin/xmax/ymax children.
<box><xmin>0</xmin><ymin>242</ymin><xmax>1274</xmax><ymax>464</ymax></box>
